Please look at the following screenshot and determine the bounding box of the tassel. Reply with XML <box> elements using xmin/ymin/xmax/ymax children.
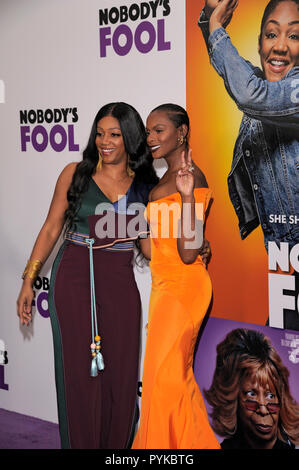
<box><xmin>86</xmin><ymin>238</ymin><xmax>105</xmax><ymax>377</ymax></box>
<box><xmin>91</xmin><ymin>356</ymin><xmax>98</xmax><ymax>377</ymax></box>
<box><xmin>96</xmin><ymin>350</ymin><xmax>105</xmax><ymax>371</ymax></box>
<box><xmin>95</xmin><ymin>339</ymin><xmax>104</xmax><ymax>371</ymax></box>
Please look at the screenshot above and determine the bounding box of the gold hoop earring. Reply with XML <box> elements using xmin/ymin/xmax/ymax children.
<box><xmin>127</xmin><ymin>156</ymin><xmax>135</xmax><ymax>177</ymax></box>
<box><xmin>127</xmin><ymin>167</ymin><xmax>135</xmax><ymax>177</ymax></box>
<box><xmin>97</xmin><ymin>152</ymin><xmax>102</xmax><ymax>170</ymax></box>
<box><xmin>178</xmin><ymin>135</ymin><xmax>184</xmax><ymax>145</ymax></box>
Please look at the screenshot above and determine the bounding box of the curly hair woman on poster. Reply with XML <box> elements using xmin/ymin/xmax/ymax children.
<box><xmin>205</xmin><ymin>328</ymin><xmax>299</xmax><ymax>449</ymax></box>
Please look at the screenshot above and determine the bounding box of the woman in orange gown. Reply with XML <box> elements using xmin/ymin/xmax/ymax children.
<box><xmin>132</xmin><ymin>104</ymin><xmax>220</xmax><ymax>449</ymax></box>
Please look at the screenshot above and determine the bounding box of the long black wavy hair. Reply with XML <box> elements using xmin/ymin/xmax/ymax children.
<box><xmin>64</xmin><ymin>102</ymin><xmax>159</xmax><ymax>233</ymax></box>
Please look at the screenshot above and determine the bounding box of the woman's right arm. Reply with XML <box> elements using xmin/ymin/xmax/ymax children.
<box><xmin>17</xmin><ymin>162</ymin><xmax>77</xmax><ymax>326</ymax></box>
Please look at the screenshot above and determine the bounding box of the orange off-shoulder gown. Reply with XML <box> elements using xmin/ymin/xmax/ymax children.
<box><xmin>132</xmin><ymin>188</ymin><xmax>220</xmax><ymax>449</ymax></box>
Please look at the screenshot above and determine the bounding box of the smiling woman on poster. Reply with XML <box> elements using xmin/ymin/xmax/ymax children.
<box><xmin>198</xmin><ymin>0</ymin><xmax>299</xmax><ymax>252</ymax></box>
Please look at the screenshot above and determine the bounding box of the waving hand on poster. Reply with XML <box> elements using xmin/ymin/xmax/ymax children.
<box><xmin>204</xmin><ymin>0</ymin><xmax>238</xmax><ymax>29</ymax></box>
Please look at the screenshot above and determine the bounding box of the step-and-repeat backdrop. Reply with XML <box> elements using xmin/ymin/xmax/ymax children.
<box><xmin>0</xmin><ymin>0</ymin><xmax>186</xmax><ymax>423</ymax></box>
<box><xmin>1</xmin><ymin>0</ymin><xmax>298</xmax><ymax>447</ymax></box>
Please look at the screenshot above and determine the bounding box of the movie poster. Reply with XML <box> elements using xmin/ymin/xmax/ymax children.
<box><xmin>186</xmin><ymin>0</ymin><xmax>299</xmax><ymax>330</ymax></box>
<box><xmin>187</xmin><ymin>1</ymin><xmax>299</xmax><ymax>449</ymax></box>
<box><xmin>194</xmin><ymin>317</ymin><xmax>299</xmax><ymax>449</ymax></box>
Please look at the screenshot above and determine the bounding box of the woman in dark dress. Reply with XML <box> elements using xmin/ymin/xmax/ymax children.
<box><xmin>17</xmin><ymin>102</ymin><xmax>158</xmax><ymax>449</ymax></box>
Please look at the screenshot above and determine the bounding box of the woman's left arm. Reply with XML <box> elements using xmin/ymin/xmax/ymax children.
<box><xmin>176</xmin><ymin>151</ymin><xmax>209</xmax><ymax>265</ymax></box>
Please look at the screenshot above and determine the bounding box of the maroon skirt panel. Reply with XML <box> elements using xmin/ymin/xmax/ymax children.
<box><xmin>53</xmin><ymin>242</ymin><xmax>141</xmax><ymax>448</ymax></box>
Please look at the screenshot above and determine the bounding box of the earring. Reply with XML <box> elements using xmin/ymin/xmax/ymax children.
<box><xmin>127</xmin><ymin>156</ymin><xmax>135</xmax><ymax>177</ymax></box>
<box><xmin>97</xmin><ymin>152</ymin><xmax>102</xmax><ymax>170</ymax></box>
<box><xmin>178</xmin><ymin>135</ymin><xmax>184</xmax><ymax>145</ymax></box>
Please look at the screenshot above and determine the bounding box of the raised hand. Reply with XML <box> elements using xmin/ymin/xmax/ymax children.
<box><xmin>204</xmin><ymin>0</ymin><xmax>222</xmax><ymax>19</ymax></box>
<box><xmin>176</xmin><ymin>149</ymin><xmax>195</xmax><ymax>199</ymax></box>
<box><xmin>209</xmin><ymin>0</ymin><xmax>238</xmax><ymax>33</ymax></box>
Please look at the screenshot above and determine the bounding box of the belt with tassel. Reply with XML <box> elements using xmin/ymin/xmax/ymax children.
<box><xmin>65</xmin><ymin>231</ymin><xmax>104</xmax><ymax>377</ymax></box>
<box><xmin>65</xmin><ymin>228</ymin><xmax>149</xmax><ymax>376</ymax></box>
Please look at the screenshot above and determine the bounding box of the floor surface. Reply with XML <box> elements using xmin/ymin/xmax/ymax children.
<box><xmin>0</xmin><ymin>408</ymin><xmax>60</xmax><ymax>449</ymax></box>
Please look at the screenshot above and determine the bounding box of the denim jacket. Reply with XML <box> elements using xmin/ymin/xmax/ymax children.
<box><xmin>198</xmin><ymin>12</ymin><xmax>299</xmax><ymax>249</ymax></box>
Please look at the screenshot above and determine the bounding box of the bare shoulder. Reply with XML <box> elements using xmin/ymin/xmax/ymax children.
<box><xmin>148</xmin><ymin>183</ymin><xmax>163</xmax><ymax>202</ymax></box>
<box><xmin>60</xmin><ymin>161</ymin><xmax>78</xmax><ymax>177</ymax></box>
<box><xmin>57</xmin><ymin>162</ymin><xmax>78</xmax><ymax>183</ymax></box>
<box><xmin>193</xmin><ymin>165</ymin><xmax>208</xmax><ymax>189</ymax></box>
<box><xmin>148</xmin><ymin>186</ymin><xmax>161</xmax><ymax>202</ymax></box>
<box><xmin>54</xmin><ymin>162</ymin><xmax>79</xmax><ymax>194</ymax></box>
<box><xmin>149</xmin><ymin>181</ymin><xmax>175</xmax><ymax>202</ymax></box>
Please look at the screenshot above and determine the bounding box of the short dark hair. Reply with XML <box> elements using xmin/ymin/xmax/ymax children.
<box><xmin>150</xmin><ymin>103</ymin><xmax>190</xmax><ymax>148</ymax></box>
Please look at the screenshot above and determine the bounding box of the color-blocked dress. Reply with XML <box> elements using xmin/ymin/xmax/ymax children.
<box><xmin>49</xmin><ymin>178</ymin><xmax>151</xmax><ymax>449</ymax></box>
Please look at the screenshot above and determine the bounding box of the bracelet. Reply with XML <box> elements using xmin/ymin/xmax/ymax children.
<box><xmin>22</xmin><ymin>259</ymin><xmax>43</xmax><ymax>281</ymax></box>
